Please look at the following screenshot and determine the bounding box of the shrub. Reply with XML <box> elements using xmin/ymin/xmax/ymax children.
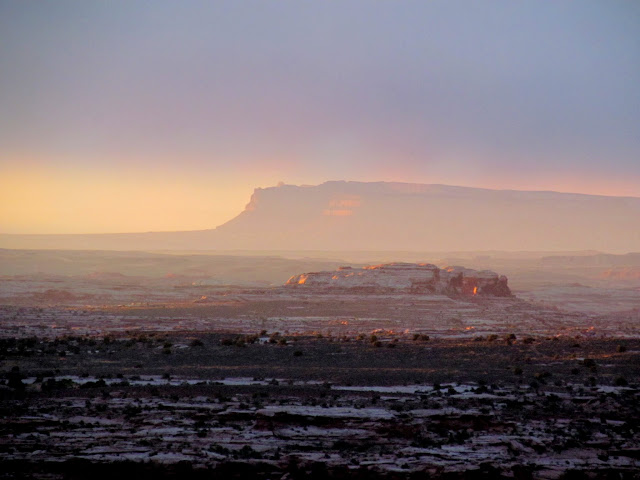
<box><xmin>614</xmin><ymin>376</ymin><xmax>628</xmax><ymax>386</ymax></box>
<box><xmin>7</xmin><ymin>367</ymin><xmax>24</xmax><ymax>390</ymax></box>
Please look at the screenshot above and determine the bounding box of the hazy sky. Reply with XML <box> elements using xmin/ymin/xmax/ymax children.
<box><xmin>1</xmin><ymin>1</ymin><xmax>639</xmax><ymax>233</ymax></box>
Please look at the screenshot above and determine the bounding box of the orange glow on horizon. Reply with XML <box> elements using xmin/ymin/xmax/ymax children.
<box><xmin>0</xmin><ymin>165</ymin><xmax>252</xmax><ymax>234</ymax></box>
<box><xmin>1</xmin><ymin>153</ymin><xmax>638</xmax><ymax>235</ymax></box>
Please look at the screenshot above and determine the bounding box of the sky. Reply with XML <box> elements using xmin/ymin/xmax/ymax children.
<box><xmin>1</xmin><ymin>1</ymin><xmax>639</xmax><ymax>234</ymax></box>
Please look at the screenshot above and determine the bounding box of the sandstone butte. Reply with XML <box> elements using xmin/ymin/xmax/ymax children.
<box><xmin>285</xmin><ymin>262</ymin><xmax>512</xmax><ymax>297</ymax></box>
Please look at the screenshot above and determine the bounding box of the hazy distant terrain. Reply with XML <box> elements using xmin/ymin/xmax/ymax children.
<box><xmin>0</xmin><ymin>249</ymin><xmax>348</xmax><ymax>283</ymax></box>
<box><xmin>1</xmin><ymin>249</ymin><xmax>639</xmax><ymax>315</ymax></box>
<box><xmin>2</xmin><ymin>181</ymin><xmax>639</xmax><ymax>252</ymax></box>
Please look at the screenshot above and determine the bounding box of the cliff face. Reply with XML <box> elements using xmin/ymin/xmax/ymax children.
<box><xmin>285</xmin><ymin>262</ymin><xmax>511</xmax><ymax>297</ymax></box>
<box><xmin>213</xmin><ymin>181</ymin><xmax>640</xmax><ymax>252</ymax></box>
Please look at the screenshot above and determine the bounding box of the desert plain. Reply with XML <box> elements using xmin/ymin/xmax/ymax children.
<box><xmin>0</xmin><ymin>249</ymin><xmax>639</xmax><ymax>479</ymax></box>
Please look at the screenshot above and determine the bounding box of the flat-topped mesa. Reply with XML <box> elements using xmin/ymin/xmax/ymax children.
<box><xmin>285</xmin><ymin>262</ymin><xmax>511</xmax><ymax>297</ymax></box>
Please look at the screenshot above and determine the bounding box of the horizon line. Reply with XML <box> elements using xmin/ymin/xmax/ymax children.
<box><xmin>2</xmin><ymin>179</ymin><xmax>639</xmax><ymax>236</ymax></box>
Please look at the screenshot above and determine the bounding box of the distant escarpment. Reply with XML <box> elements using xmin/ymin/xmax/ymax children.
<box><xmin>2</xmin><ymin>181</ymin><xmax>639</xmax><ymax>251</ymax></box>
<box><xmin>285</xmin><ymin>263</ymin><xmax>511</xmax><ymax>297</ymax></box>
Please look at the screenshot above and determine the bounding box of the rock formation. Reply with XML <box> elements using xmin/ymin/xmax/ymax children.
<box><xmin>285</xmin><ymin>262</ymin><xmax>511</xmax><ymax>297</ymax></box>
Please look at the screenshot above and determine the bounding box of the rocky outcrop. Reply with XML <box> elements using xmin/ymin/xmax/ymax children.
<box><xmin>285</xmin><ymin>262</ymin><xmax>511</xmax><ymax>297</ymax></box>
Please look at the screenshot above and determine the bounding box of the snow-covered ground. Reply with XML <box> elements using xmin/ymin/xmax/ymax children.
<box><xmin>2</xmin><ymin>374</ymin><xmax>638</xmax><ymax>477</ymax></box>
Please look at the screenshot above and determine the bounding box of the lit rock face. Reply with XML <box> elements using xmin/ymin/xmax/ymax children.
<box><xmin>285</xmin><ymin>263</ymin><xmax>511</xmax><ymax>297</ymax></box>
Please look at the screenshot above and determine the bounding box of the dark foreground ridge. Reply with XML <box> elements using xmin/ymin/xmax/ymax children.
<box><xmin>1</xmin><ymin>333</ymin><xmax>639</xmax><ymax>479</ymax></box>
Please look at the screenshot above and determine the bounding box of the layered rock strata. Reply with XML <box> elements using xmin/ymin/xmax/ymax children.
<box><xmin>286</xmin><ymin>262</ymin><xmax>511</xmax><ymax>296</ymax></box>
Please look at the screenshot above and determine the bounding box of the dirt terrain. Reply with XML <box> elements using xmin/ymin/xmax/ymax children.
<box><xmin>1</xmin><ymin>290</ymin><xmax>637</xmax><ymax>340</ymax></box>
<box><xmin>1</xmin><ymin>251</ymin><xmax>639</xmax><ymax>478</ymax></box>
<box><xmin>1</xmin><ymin>293</ymin><xmax>639</xmax><ymax>479</ymax></box>
<box><xmin>1</xmin><ymin>331</ymin><xmax>639</xmax><ymax>479</ymax></box>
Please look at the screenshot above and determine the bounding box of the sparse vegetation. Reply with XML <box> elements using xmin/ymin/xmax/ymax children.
<box><xmin>1</xmin><ymin>295</ymin><xmax>638</xmax><ymax>479</ymax></box>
